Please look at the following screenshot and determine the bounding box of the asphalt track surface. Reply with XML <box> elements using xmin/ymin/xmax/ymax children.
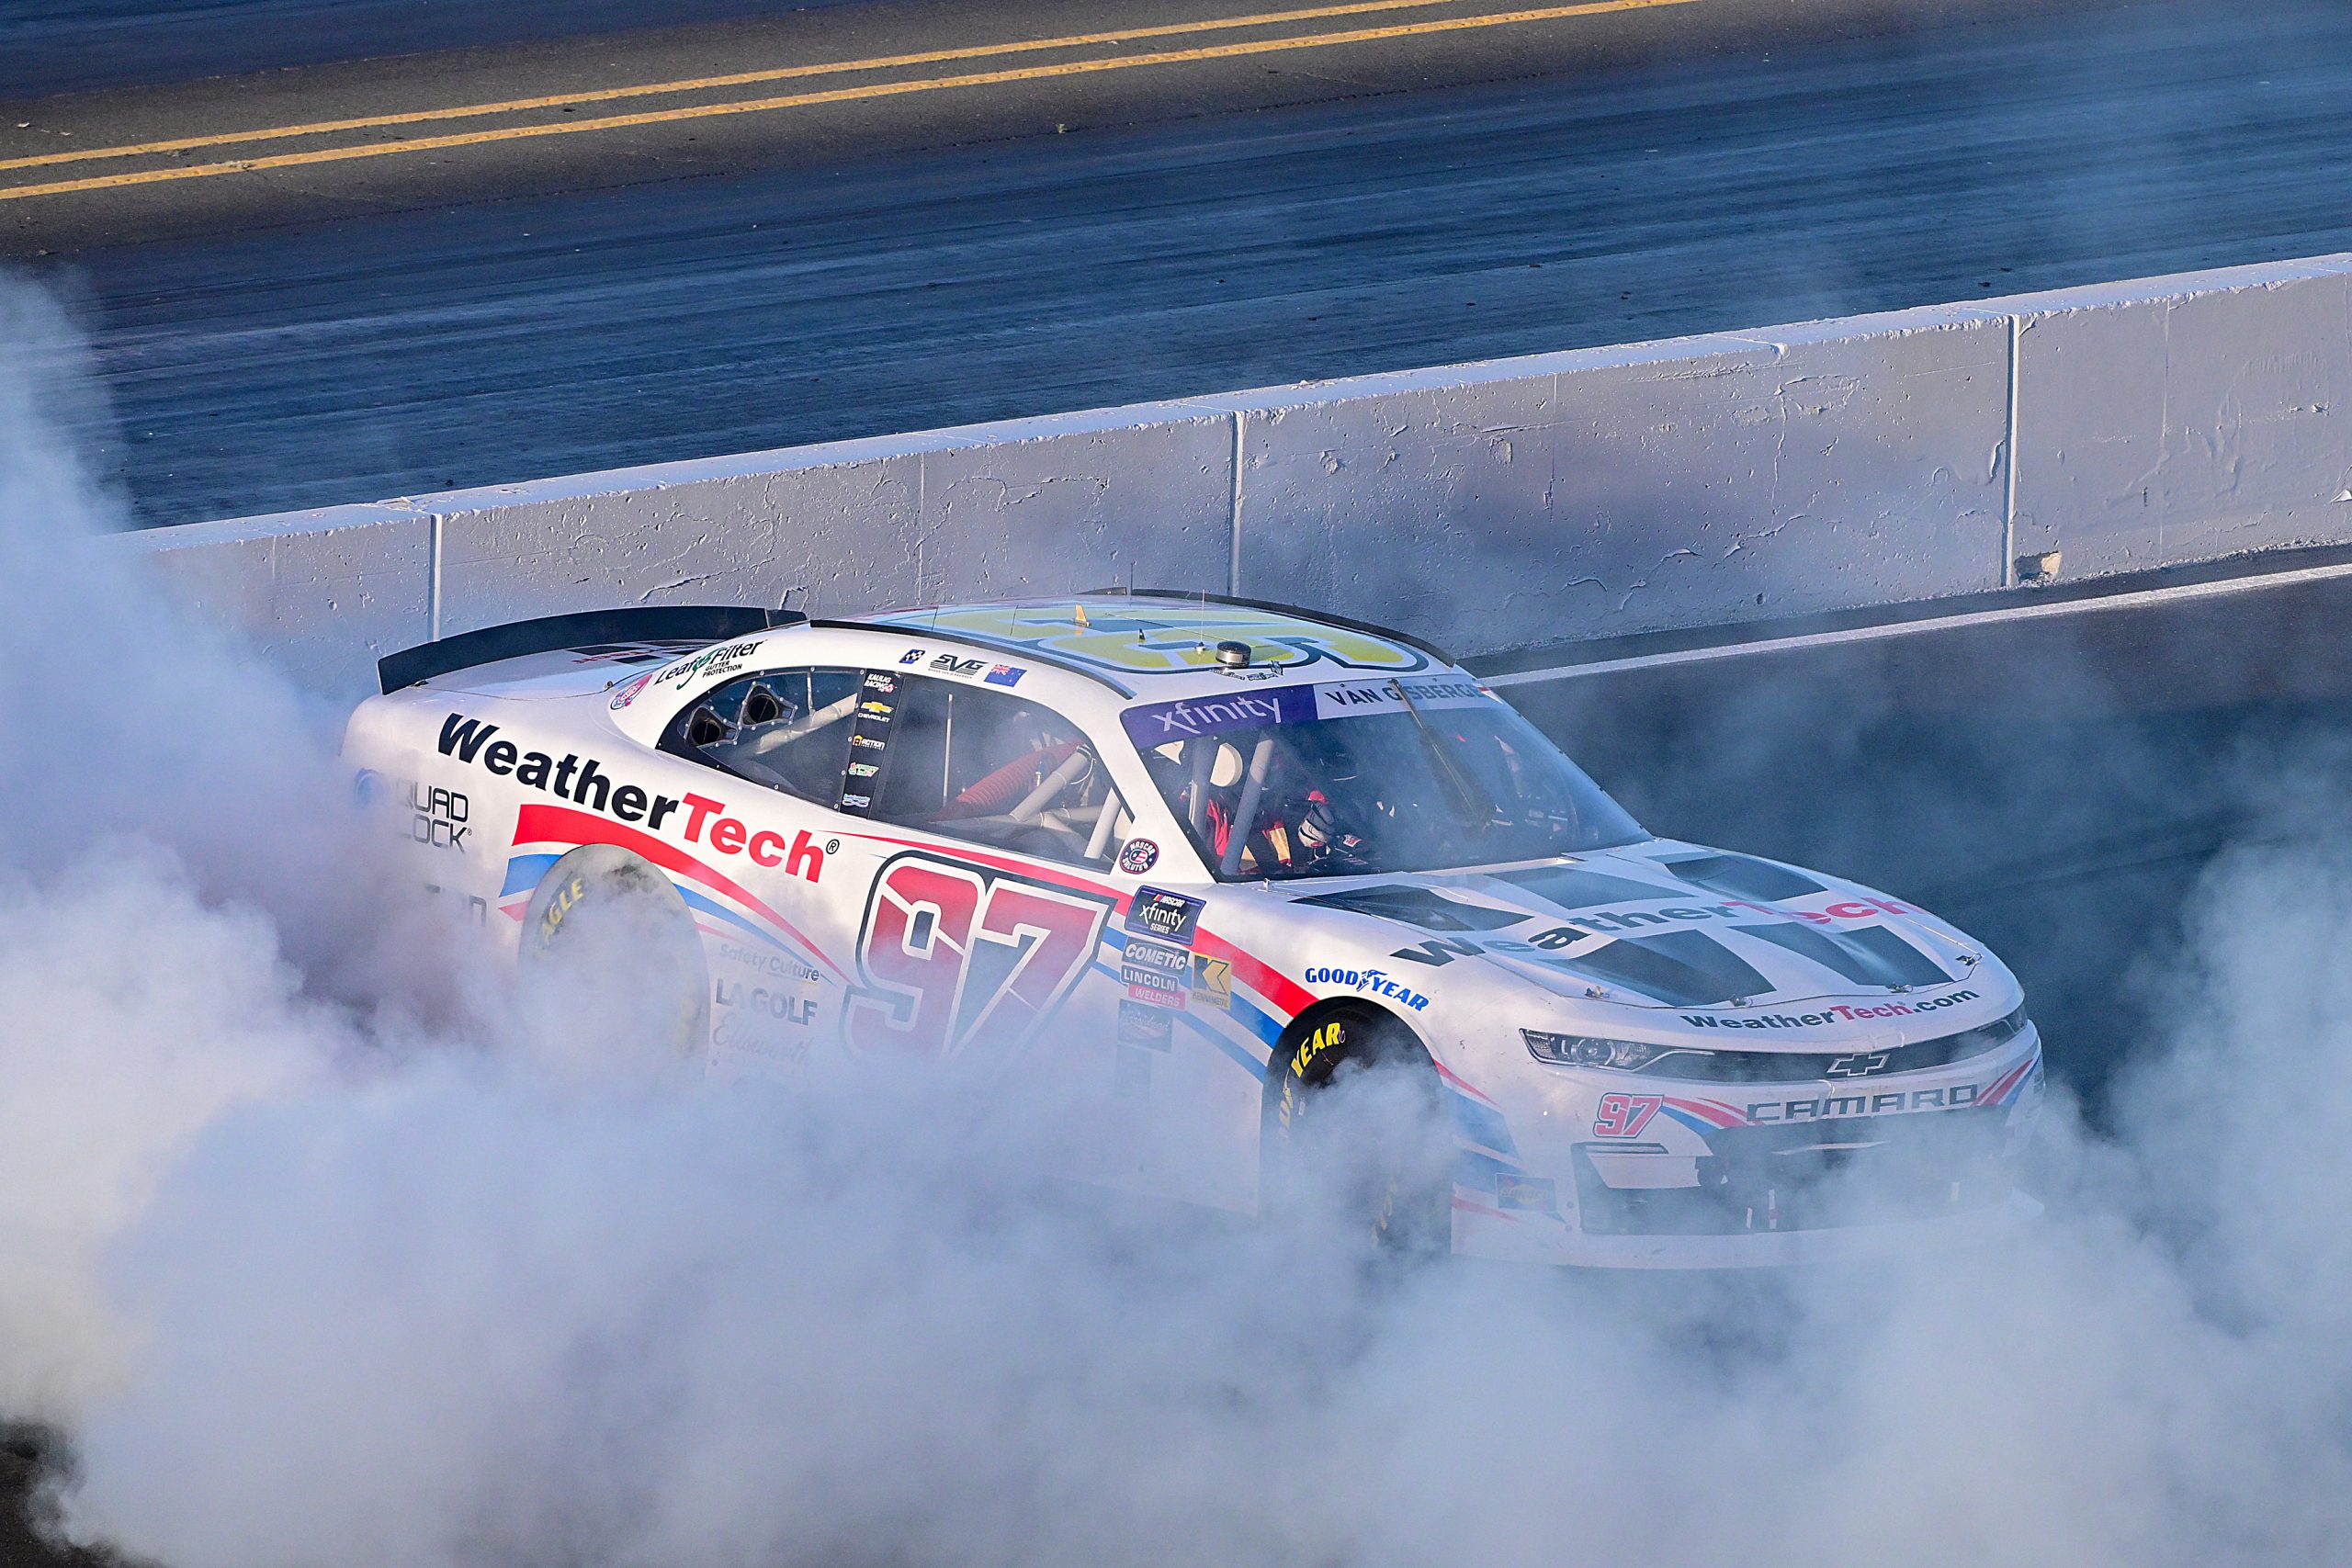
<box><xmin>1</xmin><ymin>1</ymin><xmax>851</xmax><ymax>97</ymax></box>
<box><xmin>6</xmin><ymin>0</ymin><xmax>2350</xmax><ymax>525</ymax></box>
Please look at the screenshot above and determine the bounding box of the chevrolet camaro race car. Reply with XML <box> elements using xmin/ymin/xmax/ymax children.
<box><xmin>345</xmin><ymin>592</ymin><xmax>2044</xmax><ymax>1267</ymax></box>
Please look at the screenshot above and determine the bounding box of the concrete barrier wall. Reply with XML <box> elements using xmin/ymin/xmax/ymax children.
<box><xmin>126</xmin><ymin>254</ymin><xmax>2352</xmax><ymax>696</ymax></box>
<box><xmin>2009</xmin><ymin>256</ymin><xmax>2352</xmax><ymax>579</ymax></box>
<box><xmin>1227</xmin><ymin>312</ymin><xmax>2016</xmax><ymax>658</ymax></box>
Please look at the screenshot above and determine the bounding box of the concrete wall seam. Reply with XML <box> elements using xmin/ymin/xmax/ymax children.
<box><xmin>1227</xmin><ymin>410</ymin><xmax>1245</xmax><ymax>598</ymax></box>
<box><xmin>2003</xmin><ymin>313</ymin><xmax>2024</xmax><ymax>588</ymax></box>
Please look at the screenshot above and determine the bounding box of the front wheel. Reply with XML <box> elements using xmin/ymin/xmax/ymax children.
<box><xmin>1261</xmin><ymin>1008</ymin><xmax>1454</xmax><ymax>1258</ymax></box>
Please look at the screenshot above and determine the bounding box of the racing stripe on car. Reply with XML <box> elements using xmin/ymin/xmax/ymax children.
<box><xmin>499</xmin><ymin>852</ymin><xmax>561</xmax><ymax>898</ymax></box>
<box><xmin>674</xmin><ymin>885</ymin><xmax>805</xmax><ymax>955</ymax></box>
<box><xmin>1434</xmin><ymin>1061</ymin><xmax>1500</xmax><ymax>1107</ymax></box>
<box><xmin>1176</xmin><ymin>1009</ymin><xmax>1270</xmax><ymax>1078</ymax></box>
<box><xmin>499</xmin><ymin>847</ymin><xmax>784</xmax><ymax>956</ymax></box>
<box><xmin>1980</xmin><ymin>1052</ymin><xmax>2040</xmax><ymax>1107</ymax></box>
<box><xmin>1203</xmin><ymin>940</ymin><xmax>1312</xmax><ymax>1018</ymax></box>
<box><xmin>1449</xmin><ymin>1090</ymin><xmax>1518</xmax><ymax>1156</ymax></box>
<box><xmin>499</xmin><ymin>849</ymin><xmax>824</xmax><ymax>965</ymax></box>
<box><xmin>1658</xmin><ymin>1096</ymin><xmax>1748</xmax><ymax>1133</ymax></box>
<box><xmin>511</xmin><ymin>802</ymin><xmax>847</xmax><ymax>980</ymax></box>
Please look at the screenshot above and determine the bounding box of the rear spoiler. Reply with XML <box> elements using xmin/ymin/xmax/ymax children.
<box><xmin>378</xmin><ymin>605</ymin><xmax>804</xmax><ymax>694</ymax></box>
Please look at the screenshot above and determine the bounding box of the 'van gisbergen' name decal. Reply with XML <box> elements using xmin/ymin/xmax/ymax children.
<box><xmin>436</xmin><ymin>714</ymin><xmax>824</xmax><ymax>883</ymax></box>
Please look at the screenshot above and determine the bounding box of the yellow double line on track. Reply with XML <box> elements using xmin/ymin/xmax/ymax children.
<box><xmin>0</xmin><ymin>0</ymin><xmax>1706</xmax><ymax>202</ymax></box>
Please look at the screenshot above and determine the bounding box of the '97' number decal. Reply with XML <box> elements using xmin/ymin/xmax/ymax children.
<box><xmin>1592</xmin><ymin>1093</ymin><xmax>1663</xmax><ymax>1139</ymax></box>
<box><xmin>848</xmin><ymin>855</ymin><xmax>1112</xmax><ymax>1058</ymax></box>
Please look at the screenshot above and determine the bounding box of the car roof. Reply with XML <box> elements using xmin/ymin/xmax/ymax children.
<box><xmin>842</xmin><ymin>592</ymin><xmax>1454</xmax><ymax>697</ymax></box>
<box><xmin>557</xmin><ymin>593</ymin><xmax>1470</xmax><ymax>750</ymax></box>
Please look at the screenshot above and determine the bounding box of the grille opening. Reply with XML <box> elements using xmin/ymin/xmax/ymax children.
<box><xmin>1574</xmin><ymin>1109</ymin><xmax>2017</xmax><ymax>1235</ymax></box>
<box><xmin>1628</xmin><ymin>1007</ymin><xmax>2030</xmax><ymax>1083</ymax></box>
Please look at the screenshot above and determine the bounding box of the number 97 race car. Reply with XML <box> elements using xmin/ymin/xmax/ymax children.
<box><xmin>345</xmin><ymin>591</ymin><xmax>2043</xmax><ymax>1268</ymax></box>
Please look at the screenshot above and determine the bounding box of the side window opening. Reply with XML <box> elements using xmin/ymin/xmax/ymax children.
<box><xmin>867</xmin><ymin>675</ymin><xmax>1129</xmax><ymax>868</ymax></box>
<box><xmin>661</xmin><ymin>667</ymin><xmax>863</xmax><ymax>806</ymax></box>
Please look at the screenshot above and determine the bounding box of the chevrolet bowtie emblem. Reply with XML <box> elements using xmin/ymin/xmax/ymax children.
<box><xmin>1825</xmin><ymin>1052</ymin><xmax>1892</xmax><ymax>1078</ymax></box>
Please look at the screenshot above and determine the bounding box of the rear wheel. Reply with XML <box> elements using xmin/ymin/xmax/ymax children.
<box><xmin>1261</xmin><ymin>1007</ymin><xmax>1453</xmax><ymax>1258</ymax></box>
<box><xmin>516</xmin><ymin>844</ymin><xmax>711</xmax><ymax>1068</ymax></box>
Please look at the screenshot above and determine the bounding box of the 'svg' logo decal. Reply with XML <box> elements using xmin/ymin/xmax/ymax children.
<box><xmin>848</xmin><ymin>852</ymin><xmax>1113</xmax><ymax>1059</ymax></box>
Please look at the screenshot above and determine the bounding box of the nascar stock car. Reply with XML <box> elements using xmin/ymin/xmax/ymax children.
<box><xmin>345</xmin><ymin>592</ymin><xmax>2044</xmax><ymax>1267</ymax></box>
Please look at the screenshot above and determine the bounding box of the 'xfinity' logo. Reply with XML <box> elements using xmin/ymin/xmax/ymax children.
<box><xmin>1140</xmin><ymin>694</ymin><xmax>1284</xmax><ymax>739</ymax></box>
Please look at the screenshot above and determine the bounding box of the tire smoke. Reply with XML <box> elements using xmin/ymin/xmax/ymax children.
<box><xmin>8</xmin><ymin>276</ymin><xmax>2352</xmax><ymax>1568</ymax></box>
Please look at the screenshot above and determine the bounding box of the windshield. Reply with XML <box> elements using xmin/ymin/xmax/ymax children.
<box><xmin>1123</xmin><ymin>675</ymin><xmax>1645</xmax><ymax>881</ymax></box>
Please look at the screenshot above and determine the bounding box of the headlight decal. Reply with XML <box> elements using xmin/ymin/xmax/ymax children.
<box><xmin>1522</xmin><ymin>1009</ymin><xmax>2031</xmax><ymax>1082</ymax></box>
<box><xmin>1521</xmin><ymin>1030</ymin><xmax>1674</xmax><ymax>1071</ymax></box>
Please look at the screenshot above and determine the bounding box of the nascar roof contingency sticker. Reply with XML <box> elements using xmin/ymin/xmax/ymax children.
<box><xmin>838</xmin><ymin>671</ymin><xmax>899</xmax><ymax>816</ymax></box>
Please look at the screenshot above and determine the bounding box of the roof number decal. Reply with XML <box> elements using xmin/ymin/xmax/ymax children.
<box><xmin>872</xmin><ymin>602</ymin><xmax>1430</xmax><ymax>676</ymax></box>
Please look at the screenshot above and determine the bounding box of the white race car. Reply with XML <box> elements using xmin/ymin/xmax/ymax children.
<box><xmin>345</xmin><ymin>592</ymin><xmax>2043</xmax><ymax>1267</ymax></box>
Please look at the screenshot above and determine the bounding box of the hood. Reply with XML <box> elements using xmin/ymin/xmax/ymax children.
<box><xmin>1282</xmin><ymin>840</ymin><xmax>2005</xmax><ymax>1043</ymax></box>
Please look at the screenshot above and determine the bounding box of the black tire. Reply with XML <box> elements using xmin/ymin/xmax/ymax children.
<box><xmin>517</xmin><ymin>844</ymin><xmax>711</xmax><ymax>1066</ymax></box>
<box><xmin>1261</xmin><ymin>1007</ymin><xmax>1453</xmax><ymax>1258</ymax></box>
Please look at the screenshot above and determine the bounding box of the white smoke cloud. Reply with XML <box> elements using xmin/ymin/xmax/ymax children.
<box><xmin>0</xmin><ymin>282</ymin><xmax>470</xmax><ymax>1425</ymax></box>
<box><xmin>9</xmin><ymin>268</ymin><xmax>2352</xmax><ymax>1568</ymax></box>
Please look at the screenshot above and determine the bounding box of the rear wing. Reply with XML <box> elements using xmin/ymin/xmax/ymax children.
<box><xmin>378</xmin><ymin>605</ymin><xmax>803</xmax><ymax>694</ymax></box>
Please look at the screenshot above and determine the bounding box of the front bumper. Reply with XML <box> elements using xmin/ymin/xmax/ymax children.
<box><xmin>1546</xmin><ymin>1189</ymin><xmax>2043</xmax><ymax>1269</ymax></box>
<box><xmin>1450</xmin><ymin>1032</ymin><xmax>2045</xmax><ymax>1269</ymax></box>
<box><xmin>1574</xmin><ymin>1103</ymin><xmax>2018</xmax><ymax>1236</ymax></box>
